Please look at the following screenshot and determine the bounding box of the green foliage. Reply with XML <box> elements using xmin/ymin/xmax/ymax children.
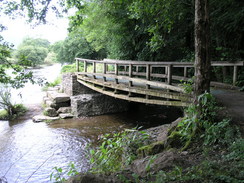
<box><xmin>203</xmin><ymin>119</ymin><xmax>240</xmax><ymax>147</ymax></box>
<box><xmin>15</xmin><ymin>37</ymin><xmax>49</xmax><ymax>67</ymax></box>
<box><xmin>89</xmin><ymin>128</ymin><xmax>149</xmax><ymax>173</ymax></box>
<box><xmin>0</xmin><ymin>109</ymin><xmax>8</xmax><ymax>120</ymax></box>
<box><xmin>61</xmin><ymin>63</ymin><xmax>78</xmax><ymax>73</ymax></box>
<box><xmin>48</xmin><ymin>77</ymin><xmax>61</xmax><ymax>87</ymax></box>
<box><xmin>51</xmin><ymin>30</ymin><xmax>103</xmax><ymax>64</ymax></box>
<box><xmin>0</xmin><ymin>87</ymin><xmax>27</xmax><ymax>119</ymax></box>
<box><xmin>181</xmin><ymin>78</ymin><xmax>194</xmax><ymax>94</ymax></box>
<box><xmin>154</xmin><ymin>156</ymin><xmax>244</xmax><ymax>183</ymax></box>
<box><xmin>153</xmin><ymin>139</ymin><xmax>244</xmax><ymax>183</ymax></box>
<box><xmin>167</xmin><ymin>92</ymin><xmax>220</xmax><ymax>150</ymax></box>
<box><xmin>42</xmin><ymin>77</ymin><xmax>61</xmax><ymax>91</ymax></box>
<box><xmin>0</xmin><ymin>35</ymin><xmax>37</xmax><ymax>88</ymax></box>
<box><xmin>50</xmin><ymin>162</ymin><xmax>79</xmax><ymax>183</ymax></box>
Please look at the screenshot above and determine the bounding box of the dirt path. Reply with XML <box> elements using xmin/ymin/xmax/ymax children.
<box><xmin>212</xmin><ymin>89</ymin><xmax>244</xmax><ymax>132</ymax></box>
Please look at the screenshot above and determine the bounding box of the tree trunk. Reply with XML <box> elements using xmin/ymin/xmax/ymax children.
<box><xmin>194</xmin><ymin>0</ymin><xmax>211</xmax><ymax>101</ymax></box>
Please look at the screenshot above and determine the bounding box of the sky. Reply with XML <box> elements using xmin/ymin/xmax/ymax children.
<box><xmin>1</xmin><ymin>13</ymin><xmax>69</xmax><ymax>48</ymax></box>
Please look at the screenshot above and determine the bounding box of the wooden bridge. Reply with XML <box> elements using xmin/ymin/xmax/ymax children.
<box><xmin>75</xmin><ymin>58</ymin><xmax>244</xmax><ymax>107</ymax></box>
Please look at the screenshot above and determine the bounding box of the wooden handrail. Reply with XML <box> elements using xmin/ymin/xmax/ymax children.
<box><xmin>75</xmin><ymin>58</ymin><xmax>244</xmax><ymax>67</ymax></box>
<box><xmin>75</xmin><ymin>58</ymin><xmax>244</xmax><ymax>86</ymax></box>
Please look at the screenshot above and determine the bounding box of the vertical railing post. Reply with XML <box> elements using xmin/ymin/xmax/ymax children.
<box><xmin>84</xmin><ymin>60</ymin><xmax>87</xmax><ymax>73</ymax></box>
<box><xmin>129</xmin><ymin>64</ymin><xmax>133</xmax><ymax>78</ymax></box>
<box><xmin>128</xmin><ymin>64</ymin><xmax>133</xmax><ymax>97</ymax></box>
<box><xmin>233</xmin><ymin>65</ymin><xmax>237</xmax><ymax>86</ymax></box>
<box><xmin>146</xmin><ymin>64</ymin><xmax>151</xmax><ymax>81</ymax></box>
<box><xmin>103</xmin><ymin>63</ymin><xmax>107</xmax><ymax>82</ymax></box>
<box><xmin>184</xmin><ymin>67</ymin><xmax>187</xmax><ymax>78</ymax></box>
<box><xmin>93</xmin><ymin>62</ymin><xmax>96</xmax><ymax>73</ymax></box>
<box><xmin>167</xmin><ymin>64</ymin><xmax>172</xmax><ymax>85</ymax></box>
<box><xmin>103</xmin><ymin>63</ymin><xmax>107</xmax><ymax>74</ymax></box>
<box><xmin>76</xmin><ymin>59</ymin><xmax>79</xmax><ymax>72</ymax></box>
<box><xmin>115</xmin><ymin>64</ymin><xmax>118</xmax><ymax>76</ymax></box>
<box><xmin>146</xmin><ymin>64</ymin><xmax>151</xmax><ymax>99</ymax></box>
<box><xmin>92</xmin><ymin>61</ymin><xmax>96</xmax><ymax>79</ymax></box>
<box><xmin>114</xmin><ymin>63</ymin><xmax>119</xmax><ymax>94</ymax></box>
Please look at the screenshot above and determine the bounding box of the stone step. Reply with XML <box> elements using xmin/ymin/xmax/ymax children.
<box><xmin>57</xmin><ymin>107</ymin><xmax>72</xmax><ymax>114</ymax></box>
<box><xmin>59</xmin><ymin>113</ymin><xmax>74</xmax><ymax>119</ymax></box>
<box><xmin>33</xmin><ymin>115</ymin><xmax>59</xmax><ymax>123</ymax></box>
<box><xmin>47</xmin><ymin>91</ymin><xmax>70</xmax><ymax>104</ymax></box>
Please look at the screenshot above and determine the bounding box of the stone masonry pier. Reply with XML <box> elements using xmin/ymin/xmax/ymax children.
<box><xmin>62</xmin><ymin>73</ymin><xmax>129</xmax><ymax>117</ymax></box>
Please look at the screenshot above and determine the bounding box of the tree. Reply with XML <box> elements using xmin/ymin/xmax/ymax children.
<box><xmin>194</xmin><ymin>0</ymin><xmax>211</xmax><ymax>98</ymax></box>
<box><xmin>51</xmin><ymin>29</ymin><xmax>103</xmax><ymax>64</ymax></box>
<box><xmin>15</xmin><ymin>37</ymin><xmax>49</xmax><ymax>67</ymax></box>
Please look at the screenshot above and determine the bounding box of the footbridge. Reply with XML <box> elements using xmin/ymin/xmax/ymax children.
<box><xmin>75</xmin><ymin>58</ymin><xmax>244</xmax><ymax>107</ymax></box>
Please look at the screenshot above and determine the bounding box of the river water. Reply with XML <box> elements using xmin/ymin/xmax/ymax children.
<box><xmin>0</xmin><ymin>64</ymin><xmax>181</xmax><ymax>183</ymax></box>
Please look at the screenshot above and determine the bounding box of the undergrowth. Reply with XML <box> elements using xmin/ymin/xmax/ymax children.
<box><xmin>89</xmin><ymin>128</ymin><xmax>149</xmax><ymax>173</ymax></box>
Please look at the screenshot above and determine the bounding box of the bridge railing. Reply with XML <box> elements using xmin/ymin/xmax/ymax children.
<box><xmin>75</xmin><ymin>58</ymin><xmax>244</xmax><ymax>87</ymax></box>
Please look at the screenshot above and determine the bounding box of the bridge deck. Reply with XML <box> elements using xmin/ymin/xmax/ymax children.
<box><xmin>76</xmin><ymin>73</ymin><xmax>191</xmax><ymax>107</ymax></box>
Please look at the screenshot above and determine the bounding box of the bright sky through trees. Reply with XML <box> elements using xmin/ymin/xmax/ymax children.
<box><xmin>1</xmin><ymin>11</ymin><xmax>69</xmax><ymax>47</ymax></box>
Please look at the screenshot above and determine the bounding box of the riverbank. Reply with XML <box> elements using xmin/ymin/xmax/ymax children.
<box><xmin>66</xmin><ymin>92</ymin><xmax>244</xmax><ymax>183</ymax></box>
<box><xmin>66</xmin><ymin>117</ymin><xmax>243</xmax><ymax>183</ymax></box>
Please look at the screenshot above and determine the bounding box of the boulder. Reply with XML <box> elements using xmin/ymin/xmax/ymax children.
<box><xmin>137</xmin><ymin>141</ymin><xmax>165</xmax><ymax>158</ymax></box>
<box><xmin>130</xmin><ymin>150</ymin><xmax>191</xmax><ymax>177</ymax></box>
<box><xmin>33</xmin><ymin>115</ymin><xmax>59</xmax><ymax>122</ymax></box>
<box><xmin>57</xmin><ymin>107</ymin><xmax>72</xmax><ymax>114</ymax></box>
<box><xmin>44</xmin><ymin>107</ymin><xmax>58</xmax><ymax>117</ymax></box>
<box><xmin>59</xmin><ymin>113</ymin><xmax>74</xmax><ymax>119</ymax></box>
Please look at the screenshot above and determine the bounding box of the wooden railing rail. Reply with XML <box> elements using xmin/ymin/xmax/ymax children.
<box><xmin>75</xmin><ymin>58</ymin><xmax>244</xmax><ymax>86</ymax></box>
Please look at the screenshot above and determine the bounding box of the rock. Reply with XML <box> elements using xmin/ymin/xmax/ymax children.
<box><xmin>66</xmin><ymin>173</ymin><xmax>116</xmax><ymax>183</ymax></box>
<box><xmin>71</xmin><ymin>94</ymin><xmax>129</xmax><ymax>117</ymax></box>
<box><xmin>130</xmin><ymin>150</ymin><xmax>191</xmax><ymax>177</ymax></box>
<box><xmin>146</xmin><ymin>118</ymin><xmax>182</xmax><ymax>142</ymax></box>
<box><xmin>50</xmin><ymin>101</ymin><xmax>71</xmax><ymax>110</ymax></box>
<box><xmin>137</xmin><ymin>141</ymin><xmax>165</xmax><ymax>158</ymax></box>
<box><xmin>59</xmin><ymin>113</ymin><xmax>74</xmax><ymax>119</ymax></box>
<box><xmin>44</xmin><ymin>107</ymin><xmax>58</xmax><ymax>117</ymax></box>
<box><xmin>45</xmin><ymin>100</ymin><xmax>53</xmax><ymax>107</ymax></box>
<box><xmin>43</xmin><ymin>97</ymin><xmax>49</xmax><ymax>104</ymax></box>
<box><xmin>47</xmin><ymin>91</ymin><xmax>70</xmax><ymax>104</ymax></box>
<box><xmin>33</xmin><ymin>115</ymin><xmax>59</xmax><ymax>122</ymax></box>
<box><xmin>57</xmin><ymin>107</ymin><xmax>72</xmax><ymax>114</ymax></box>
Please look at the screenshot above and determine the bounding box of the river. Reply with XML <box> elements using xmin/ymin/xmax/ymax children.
<box><xmin>0</xmin><ymin>64</ymin><xmax>181</xmax><ymax>183</ymax></box>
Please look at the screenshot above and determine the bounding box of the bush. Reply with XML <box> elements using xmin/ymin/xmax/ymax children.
<box><xmin>0</xmin><ymin>109</ymin><xmax>8</xmax><ymax>120</ymax></box>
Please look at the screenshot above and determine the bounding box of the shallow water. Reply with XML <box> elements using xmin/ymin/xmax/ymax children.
<box><xmin>0</xmin><ymin>64</ymin><xmax>181</xmax><ymax>183</ymax></box>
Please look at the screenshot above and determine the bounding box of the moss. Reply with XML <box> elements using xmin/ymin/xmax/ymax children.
<box><xmin>165</xmin><ymin>131</ymin><xmax>184</xmax><ymax>149</ymax></box>
<box><xmin>137</xmin><ymin>141</ymin><xmax>165</xmax><ymax>158</ymax></box>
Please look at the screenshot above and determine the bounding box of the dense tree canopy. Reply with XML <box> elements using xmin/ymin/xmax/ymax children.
<box><xmin>65</xmin><ymin>0</ymin><xmax>243</xmax><ymax>62</ymax></box>
<box><xmin>0</xmin><ymin>0</ymin><xmax>243</xmax><ymax>88</ymax></box>
<box><xmin>14</xmin><ymin>37</ymin><xmax>50</xmax><ymax>67</ymax></box>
